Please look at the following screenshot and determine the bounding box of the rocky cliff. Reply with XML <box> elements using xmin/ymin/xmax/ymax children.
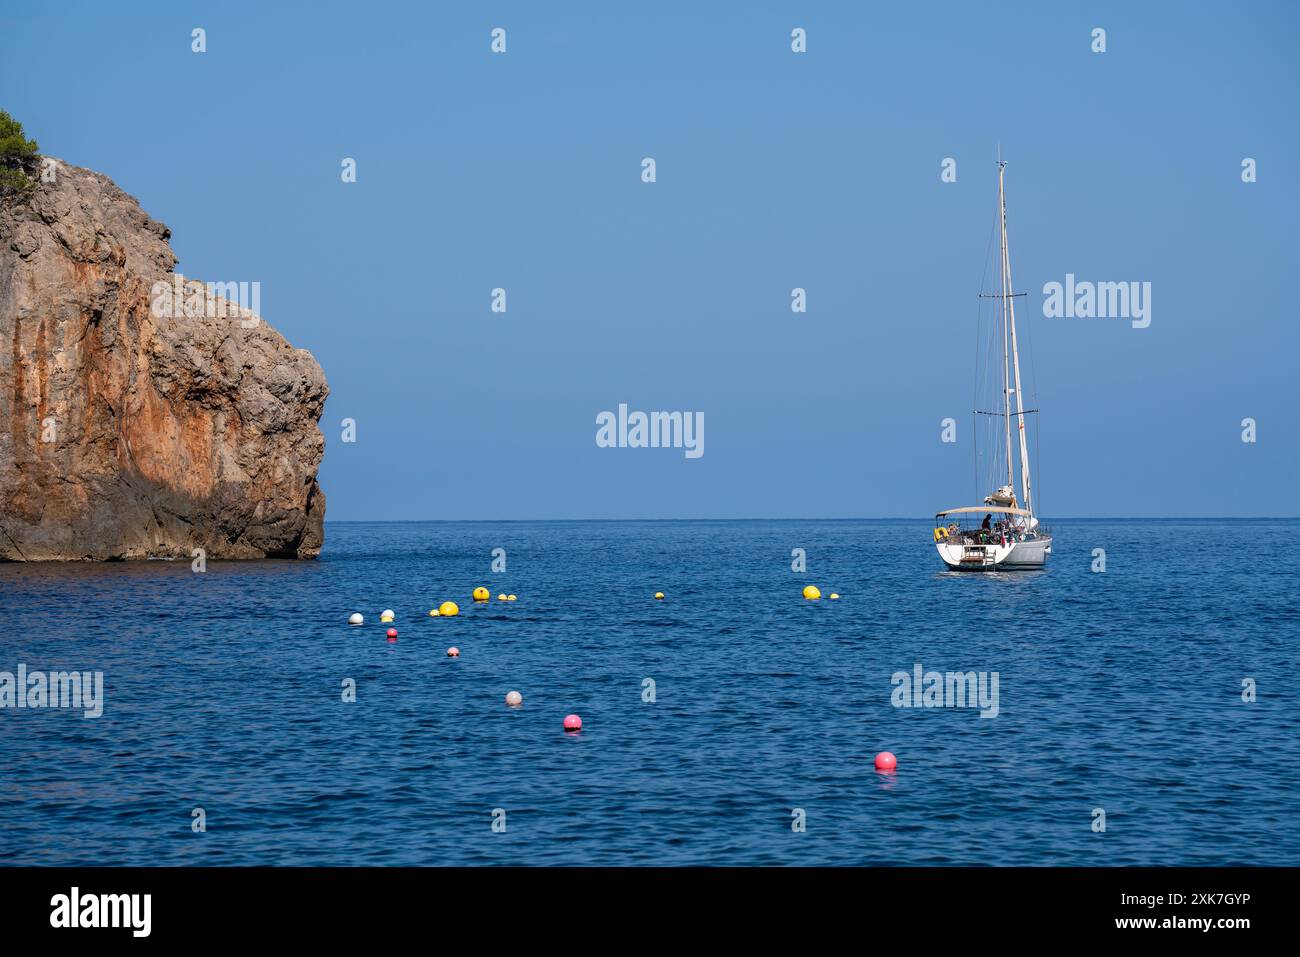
<box><xmin>0</xmin><ymin>159</ymin><xmax>326</xmax><ymax>560</ymax></box>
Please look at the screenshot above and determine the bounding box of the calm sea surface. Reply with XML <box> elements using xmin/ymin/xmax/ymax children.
<box><xmin>1</xmin><ymin>519</ymin><xmax>1297</xmax><ymax>866</ymax></box>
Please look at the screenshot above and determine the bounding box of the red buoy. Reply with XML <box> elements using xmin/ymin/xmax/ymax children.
<box><xmin>874</xmin><ymin>751</ymin><xmax>897</xmax><ymax>771</ymax></box>
<box><xmin>563</xmin><ymin>714</ymin><xmax>582</xmax><ymax>732</ymax></box>
<box><xmin>386</xmin><ymin>628</ymin><xmax>398</xmax><ymax>642</ymax></box>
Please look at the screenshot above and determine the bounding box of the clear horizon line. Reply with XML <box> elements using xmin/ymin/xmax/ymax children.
<box><xmin>320</xmin><ymin>515</ymin><xmax>1300</xmax><ymax>523</ymax></box>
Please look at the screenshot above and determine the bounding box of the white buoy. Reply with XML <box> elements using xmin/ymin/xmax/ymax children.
<box><xmin>380</xmin><ymin>609</ymin><xmax>395</xmax><ymax>622</ymax></box>
<box><xmin>348</xmin><ymin>613</ymin><xmax>364</xmax><ymax>625</ymax></box>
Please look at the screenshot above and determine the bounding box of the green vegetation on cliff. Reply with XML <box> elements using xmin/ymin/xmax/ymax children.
<box><xmin>0</xmin><ymin>110</ymin><xmax>39</xmax><ymax>192</ymax></box>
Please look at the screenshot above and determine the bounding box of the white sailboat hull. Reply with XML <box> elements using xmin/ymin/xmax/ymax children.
<box><xmin>936</xmin><ymin>535</ymin><xmax>1052</xmax><ymax>570</ymax></box>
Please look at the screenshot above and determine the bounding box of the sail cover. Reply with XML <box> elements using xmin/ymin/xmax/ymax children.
<box><xmin>936</xmin><ymin>506</ymin><xmax>1032</xmax><ymax>517</ymax></box>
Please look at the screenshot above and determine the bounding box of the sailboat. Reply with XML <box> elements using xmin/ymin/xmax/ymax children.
<box><xmin>933</xmin><ymin>160</ymin><xmax>1052</xmax><ymax>570</ymax></box>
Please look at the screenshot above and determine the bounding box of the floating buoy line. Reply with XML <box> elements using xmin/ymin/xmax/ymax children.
<box><xmin>346</xmin><ymin>582</ymin><xmax>872</xmax><ymax>763</ymax></box>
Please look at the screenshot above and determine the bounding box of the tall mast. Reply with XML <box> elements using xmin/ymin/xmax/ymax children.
<box><xmin>1000</xmin><ymin>162</ymin><xmax>1034</xmax><ymax>515</ymax></box>
<box><xmin>998</xmin><ymin>163</ymin><xmax>1013</xmax><ymax>493</ymax></box>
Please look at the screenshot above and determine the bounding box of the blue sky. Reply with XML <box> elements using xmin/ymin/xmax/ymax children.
<box><xmin>3</xmin><ymin>1</ymin><xmax>1296</xmax><ymax>518</ymax></box>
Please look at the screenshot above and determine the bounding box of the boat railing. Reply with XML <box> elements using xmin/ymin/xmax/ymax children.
<box><xmin>940</xmin><ymin>524</ymin><xmax>1048</xmax><ymax>546</ymax></box>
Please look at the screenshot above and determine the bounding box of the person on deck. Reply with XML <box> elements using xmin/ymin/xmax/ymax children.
<box><xmin>981</xmin><ymin>514</ymin><xmax>992</xmax><ymax>531</ymax></box>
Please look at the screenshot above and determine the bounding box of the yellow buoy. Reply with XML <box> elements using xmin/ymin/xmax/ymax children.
<box><xmin>439</xmin><ymin>601</ymin><xmax>460</xmax><ymax>617</ymax></box>
<box><xmin>429</xmin><ymin>608</ymin><xmax>441</xmax><ymax>617</ymax></box>
<box><xmin>472</xmin><ymin>586</ymin><xmax>490</xmax><ymax>602</ymax></box>
<box><xmin>802</xmin><ymin>585</ymin><xmax>822</xmax><ymax>600</ymax></box>
<box><xmin>497</xmin><ymin>593</ymin><xmax>508</xmax><ymax>601</ymax></box>
<box><xmin>830</xmin><ymin>593</ymin><xmax>840</xmax><ymax>600</ymax></box>
<box><xmin>506</xmin><ymin>594</ymin><xmax>517</xmax><ymax>601</ymax></box>
<box><xmin>654</xmin><ymin>592</ymin><xmax>665</xmax><ymax>600</ymax></box>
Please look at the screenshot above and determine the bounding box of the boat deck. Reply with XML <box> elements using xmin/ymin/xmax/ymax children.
<box><xmin>939</xmin><ymin>525</ymin><xmax>1049</xmax><ymax>547</ymax></box>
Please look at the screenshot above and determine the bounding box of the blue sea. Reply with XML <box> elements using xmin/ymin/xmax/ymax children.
<box><xmin>1</xmin><ymin>519</ymin><xmax>1297</xmax><ymax>866</ymax></box>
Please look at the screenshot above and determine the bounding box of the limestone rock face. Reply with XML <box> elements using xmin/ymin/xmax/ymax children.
<box><xmin>0</xmin><ymin>159</ymin><xmax>326</xmax><ymax>560</ymax></box>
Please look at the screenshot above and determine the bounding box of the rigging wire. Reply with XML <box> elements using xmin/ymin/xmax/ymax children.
<box><xmin>958</xmin><ymin>159</ymin><xmax>1047</xmax><ymax>528</ymax></box>
<box><xmin>1008</xmin><ymin>171</ymin><xmax>1042</xmax><ymax>518</ymax></box>
<box><xmin>977</xmin><ymin>186</ymin><xmax>1003</xmax><ymax>504</ymax></box>
<box><xmin>974</xmin><ymin>201</ymin><xmax>997</xmax><ymax>504</ymax></box>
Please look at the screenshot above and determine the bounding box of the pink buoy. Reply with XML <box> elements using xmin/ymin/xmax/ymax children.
<box><xmin>386</xmin><ymin>628</ymin><xmax>398</xmax><ymax>642</ymax></box>
<box><xmin>563</xmin><ymin>713</ymin><xmax>582</xmax><ymax>732</ymax></box>
<box><xmin>446</xmin><ymin>646</ymin><xmax>460</xmax><ymax>657</ymax></box>
<box><xmin>505</xmin><ymin>691</ymin><xmax>523</xmax><ymax>707</ymax></box>
<box><xmin>874</xmin><ymin>751</ymin><xmax>897</xmax><ymax>771</ymax></box>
